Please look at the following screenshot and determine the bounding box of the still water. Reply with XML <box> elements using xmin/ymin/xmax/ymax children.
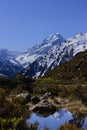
<box><xmin>26</xmin><ymin>109</ymin><xmax>87</xmax><ymax>130</ymax></box>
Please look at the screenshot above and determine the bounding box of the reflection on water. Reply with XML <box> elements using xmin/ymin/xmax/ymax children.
<box><xmin>26</xmin><ymin>109</ymin><xmax>73</xmax><ymax>130</ymax></box>
<box><xmin>26</xmin><ymin>109</ymin><xmax>87</xmax><ymax>130</ymax></box>
<box><xmin>83</xmin><ymin>117</ymin><xmax>87</xmax><ymax>130</ymax></box>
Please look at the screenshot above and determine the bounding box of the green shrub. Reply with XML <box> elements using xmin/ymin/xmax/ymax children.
<box><xmin>0</xmin><ymin>117</ymin><xmax>28</xmax><ymax>130</ymax></box>
<box><xmin>58</xmin><ymin>123</ymin><xmax>84</xmax><ymax>130</ymax></box>
<box><xmin>47</xmin><ymin>87</ymin><xmax>59</xmax><ymax>96</ymax></box>
<box><xmin>14</xmin><ymin>96</ymin><xmax>27</xmax><ymax>105</ymax></box>
<box><xmin>36</xmin><ymin>77</ymin><xmax>60</xmax><ymax>85</ymax></box>
<box><xmin>27</xmin><ymin>122</ymin><xmax>38</xmax><ymax>130</ymax></box>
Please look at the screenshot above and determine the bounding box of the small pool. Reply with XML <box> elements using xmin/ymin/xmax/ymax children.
<box><xmin>26</xmin><ymin>109</ymin><xmax>73</xmax><ymax>130</ymax></box>
<box><xmin>83</xmin><ymin>117</ymin><xmax>87</xmax><ymax>130</ymax></box>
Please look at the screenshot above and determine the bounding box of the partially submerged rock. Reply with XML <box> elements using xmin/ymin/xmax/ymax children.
<box><xmin>30</xmin><ymin>99</ymin><xmax>56</xmax><ymax>116</ymax></box>
<box><xmin>31</xmin><ymin>96</ymin><xmax>40</xmax><ymax>104</ymax></box>
<box><xmin>41</xmin><ymin>92</ymin><xmax>52</xmax><ymax>99</ymax></box>
<box><xmin>54</xmin><ymin>99</ymin><xmax>60</xmax><ymax>104</ymax></box>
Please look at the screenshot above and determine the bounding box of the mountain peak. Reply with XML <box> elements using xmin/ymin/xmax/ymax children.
<box><xmin>43</xmin><ymin>33</ymin><xmax>65</xmax><ymax>44</ymax></box>
<box><xmin>74</xmin><ymin>32</ymin><xmax>83</xmax><ymax>37</ymax></box>
<box><xmin>16</xmin><ymin>33</ymin><xmax>65</xmax><ymax>68</ymax></box>
<box><xmin>68</xmin><ymin>32</ymin><xmax>87</xmax><ymax>42</ymax></box>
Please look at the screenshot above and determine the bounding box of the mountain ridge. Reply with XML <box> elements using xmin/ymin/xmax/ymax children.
<box><xmin>16</xmin><ymin>33</ymin><xmax>65</xmax><ymax>68</ymax></box>
<box><xmin>0</xmin><ymin>49</ymin><xmax>23</xmax><ymax>77</ymax></box>
<box><xmin>23</xmin><ymin>32</ymin><xmax>87</xmax><ymax>78</ymax></box>
<box><xmin>0</xmin><ymin>32</ymin><xmax>87</xmax><ymax>77</ymax></box>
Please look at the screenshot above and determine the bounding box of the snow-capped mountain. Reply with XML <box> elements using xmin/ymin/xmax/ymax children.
<box><xmin>0</xmin><ymin>73</ymin><xmax>7</xmax><ymax>77</ymax></box>
<box><xmin>0</xmin><ymin>49</ymin><xmax>23</xmax><ymax>77</ymax></box>
<box><xmin>16</xmin><ymin>33</ymin><xmax>65</xmax><ymax>68</ymax></box>
<box><xmin>0</xmin><ymin>49</ymin><xmax>21</xmax><ymax>65</ymax></box>
<box><xmin>23</xmin><ymin>32</ymin><xmax>87</xmax><ymax>78</ymax></box>
<box><xmin>1</xmin><ymin>32</ymin><xmax>87</xmax><ymax>78</ymax></box>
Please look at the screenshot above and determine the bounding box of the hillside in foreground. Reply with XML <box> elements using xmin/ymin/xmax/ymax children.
<box><xmin>44</xmin><ymin>50</ymin><xmax>87</xmax><ymax>83</ymax></box>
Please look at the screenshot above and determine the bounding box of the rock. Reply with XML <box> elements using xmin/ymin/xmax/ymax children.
<box><xmin>31</xmin><ymin>96</ymin><xmax>40</xmax><ymax>104</ymax></box>
<box><xmin>15</xmin><ymin>93</ymin><xmax>31</xmax><ymax>105</ymax></box>
<box><xmin>50</xmin><ymin>96</ymin><xmax>54</xmax><ymax>99</ymax></box>
<box><xmin>31</xmin><ymin>99</ymin><xmax>56</xmax><ymax>116</ymax></box>
<box><xmin>54</xmin><ymin>99</ymin><xmax>60</xmax><ymax>104</ymax></box>
<box><xmin>16</xmin><ymin>93</ymin><xmax>30</xmax><ymax>100</ymax></box>
<box><xmin>41</xmin><ymin>92</ymin><xmax>52</xmax><ymax>99</ymax></box>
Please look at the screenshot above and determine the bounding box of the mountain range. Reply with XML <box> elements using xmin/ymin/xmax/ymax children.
<box><xmin>0</xmin><ymin>32</ymin><xmax>87</xmax><ymax>77</ymax></box>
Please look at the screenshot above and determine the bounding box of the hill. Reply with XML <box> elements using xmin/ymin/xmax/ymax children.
<box><xmin>44</xmin><ymin>50</ymin><xmax>87</xmax><ymax>83</ymax></box>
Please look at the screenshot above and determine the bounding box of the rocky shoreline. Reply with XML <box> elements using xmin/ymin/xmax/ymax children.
<box><xmin>20</xmin><ymin>92</ymin><xmax>87</xmax><ymax>118</ymax></box>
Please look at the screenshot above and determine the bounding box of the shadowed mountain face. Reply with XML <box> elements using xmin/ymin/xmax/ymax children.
<box><xmin>44</xmin><ymin>50</ymin><xmax>87</xmax><ymax>81</ymax></box>
<box><xmin>0</xmin><ymin>49</ymin><xmax>23</xmax><ymax>77</ymax></box>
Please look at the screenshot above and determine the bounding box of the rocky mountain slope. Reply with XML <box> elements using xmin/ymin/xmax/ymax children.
<box><xmin>23</xmin><ymin>33</ymin><xmax>87</xmax><ymax>78</ymax></box>
<box><xmin>16</xmin><ymin>33</ymin><xmax>65</xmax><ymax>68</ymax></box>
<box><xmin>0</xmin><ymin>49</ymin><xmax>23</xmax><ymax>77</ymax></box>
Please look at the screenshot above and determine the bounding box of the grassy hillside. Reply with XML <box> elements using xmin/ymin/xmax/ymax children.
<box><xmin>44</xmin><ymin>50</ymin><xmax>87</xmax><ymax>83</ymax></box>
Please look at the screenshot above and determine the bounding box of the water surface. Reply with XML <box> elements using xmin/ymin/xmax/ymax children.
<box><xmin>26</xmin><ymin>109</ymin><xmax>87</xmax><ymax>130</ymax></box>
<box><xmin>83</xmin><ymin>117</ymin><xmax>87</xmax><ymax>130</ymax></box>
<box><xmin>26</xmin><ymin>109</ymin><xmax>73</xmax><ymax>130</ymax></box>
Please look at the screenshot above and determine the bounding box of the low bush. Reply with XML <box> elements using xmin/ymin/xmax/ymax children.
<box><xmin>58</xmin><ymin>123</ymin><xmax>84</xmax><ymax>130</ymax></box>
<box><xmin>0</xmin><ymin>117</ymin><xmax>28</xmax><ymax>130</ymax></box>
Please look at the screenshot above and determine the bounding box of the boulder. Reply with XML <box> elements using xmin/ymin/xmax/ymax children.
<box><xmin>54</xmin><ymin>99</ymin><xmax>60</xmax><ymax>104</ymax></box>
<box><xmin>16</xmin><ymin>93</ymin><xmax>31</xmax><ymax>101</ymax></box>
<box><xmin>41</xmin><ymin>92</ymin><xmax>52</xmax><ymax>99</ymax></box>
<box><xmin>31</xmin><ymin>96</ymin><xmax>40</xmax><ymax>104</ymax></box>
<box><xmin>31</xmin><ymin>99</ymin><xmax>56</xmax><ymax>116</ymax></box>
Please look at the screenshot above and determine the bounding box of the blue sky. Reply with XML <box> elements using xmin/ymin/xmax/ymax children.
<box><xmin>0</xmin><ymin>0</ymin><xmax>87</xmax><ymax>52</ymax></box>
